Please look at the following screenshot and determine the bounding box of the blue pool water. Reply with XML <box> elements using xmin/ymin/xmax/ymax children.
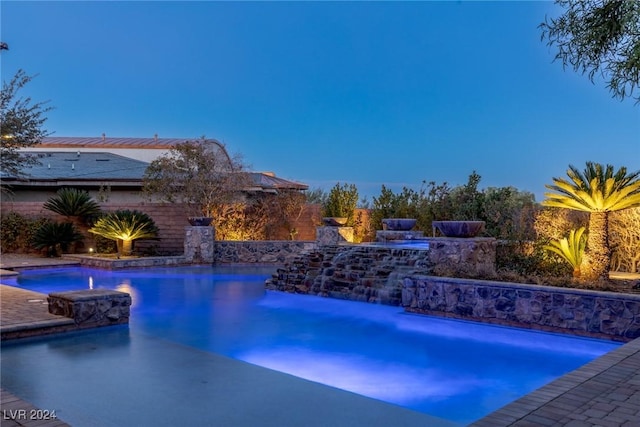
<box><xmin>1</xmin><ymin>266</ymin><xmax>621</xmax><ymax>425</ymax></box>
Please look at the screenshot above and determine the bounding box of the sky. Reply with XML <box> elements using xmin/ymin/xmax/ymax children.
<box><xmin>1</xmin><ymin>1</ymin><xmax>638</xmax><ymax>203</ymax></box>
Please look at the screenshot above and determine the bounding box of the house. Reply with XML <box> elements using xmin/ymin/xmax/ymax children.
<box><xmin>1</xmin><ymin>136</ymin><xmax>315</xmax><ymax>253</ymax></box>
<box><xmin>7</xmin><ymin>135</ymin><xmax>308</xmax><ymax>201</ymax></box>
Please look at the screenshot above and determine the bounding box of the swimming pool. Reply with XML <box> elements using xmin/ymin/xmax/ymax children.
<box><xmin>1</xmin><ymin>265</ymin><xmax>621</xmax><ymax>426</ymax></box>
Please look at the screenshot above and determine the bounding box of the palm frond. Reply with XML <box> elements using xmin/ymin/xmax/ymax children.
<box><xmin>543</xmin><ymin>162</ymin><xmax>640</xmax><ymax>212</ymax></box>
<box><xmin>88</xmin><ymin>210</ymin><xmax>159</xmax><ymax>242</ymax></box>
<box><xmin>43</xmin><ymin>188</ymin><xmax>101</xmax><ymax>218</ymax></box>
<box><xmin>32</xmin><ymin>222</ymin><xmax>84</xmax><ymax>256</ymax></box>
<box><xmin>544</xmin><ymin>226</ymin><xmax>587</xmax><ymax>269</ymax></box>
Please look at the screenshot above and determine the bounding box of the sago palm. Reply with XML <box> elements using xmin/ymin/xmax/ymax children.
<box><xmin>88</xmin><ymin>210</ymin><xmax>159</xmax><ymax>257</ymax></box>
<box><xmin>32</xmin><ymin>222</ymin><xmax>84</xmax><ymax>257</ymax></box>
<box><xmin>543</xmin><ymin>162</ymin><xmax>640</xmax><ymax>281</ymax></box>
<box><xmin>544</xmin><ymin>227</ymin><xmax>587</xmax><ymax>278</ymax></box>
<box><xmin>43</xmin><ymin>188</ymin><xmax>101</xmax><ymax>220</ymax></box>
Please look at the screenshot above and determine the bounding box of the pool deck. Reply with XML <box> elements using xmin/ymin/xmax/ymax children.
<box><xmin>1</xmin><ymin>255</ymin><xmax>640</xmax><ymax>426</ymax></box>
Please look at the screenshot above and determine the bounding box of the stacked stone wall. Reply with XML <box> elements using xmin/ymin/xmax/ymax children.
<box><xmin>427</xmin><ymin>238</ymin><xmax>496</xmax><ymax>277</ymax></box>
<box><xmin>402</xmin><ymin>275</ymin><xmax>640</xmax><ymax>341</ymax></box>
<box><xmin>267</xmin><ymin>245</ymin><xmax>433</xmax><ymax>305</ymax></box>
<box><xmin>214</xmin><ymin>241</ymin><xmax>317</xmax><ymax>264</ymax></box>
<box><xmin>267</xmin><ymin>240</ymin><xmax>639</xmax><ymax>341</ymax></box>
<box><xmin>48</xmin><ymin>289</ymin><xmax>131</xmax><ymax>328</ymax></box>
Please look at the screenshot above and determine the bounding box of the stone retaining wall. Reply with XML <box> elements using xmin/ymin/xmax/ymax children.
<box><xmin>427</xmin><ymin>237</ymin><xmax>496</xmax><ymax>277</ymax></box>
<box><xmin>401</xmin><ymin>275</ymin><xmax>640</xmax><ymax>341</ymax></box>
<box><xmin>48</xmin><ymin>289</ymin><xmax>131</xmax><ymax>328</ymax></box>
<box><xmin>266</xmin><ymin>238</ymin><xmax>496</xmax><ymax>304</ymax></box>
<box><xmin>214</xmin><ymin>241</ymin><xmax>317</xmax><ymax>264</ymax></box>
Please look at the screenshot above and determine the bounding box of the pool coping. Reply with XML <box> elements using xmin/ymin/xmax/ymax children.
<box><xmin>471</xmin><ymin>336</ymin><xmax>640</xmax><ymax>426</ymax></box>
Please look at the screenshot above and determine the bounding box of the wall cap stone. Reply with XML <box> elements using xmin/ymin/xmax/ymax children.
<box><xmin>412</xmin><ymin>274</ymin><xmax>640</xmax><ymax>302</ymax></box>
<box><xmin>48</xmin><ymin>289</ymin><xmax>131</xmax><ymax>302</ymax></box>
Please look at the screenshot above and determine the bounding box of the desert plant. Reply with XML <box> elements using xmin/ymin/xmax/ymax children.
<box><xmin>543</xmin><ymin>162</ymin><xmax>640</xmax><ymax>281</ymax></box>
<box><xmin>88</xmin><ymin>210</ymin><xmax>159</xmax><ymax>257</ymax></box>
<box><xmin>31</xmin><ymin>222</ymin><xmax>83</xmax><ymax>257</ymax></box>
<box><xmin>322</xmin><ymin>183</ymin><xmax>359</xmax><ymax>224</ymax></box>
<box><xmin>43</xmin><ymin>188</ymin><xmax>102</xmax><ymax>221</ymax></box>
<box><xmin>544</xmin><ymin>227</ymin><xmax>587</xmax><ymax>278</ymax></box>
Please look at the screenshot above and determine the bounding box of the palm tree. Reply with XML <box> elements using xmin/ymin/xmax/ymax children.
<box><xmin>88</xmin><ymin>210</ymin><xmax>159</xmax><ymax>257</ymax></box>
<box><xmin>543</xmin><ymin>162</ymin><xmax>640</xmax><ymax>281</ymax></box>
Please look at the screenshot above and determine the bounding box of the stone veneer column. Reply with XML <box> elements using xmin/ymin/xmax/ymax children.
<box><xmin>184</xmin><ymin>226</ymin><xmax>215</xmax><ymax>264</ymax></box>
<box><xmin>316</xmin><ymin>226</ymin><xmax>354</xmax><ymax>245</ymax></box>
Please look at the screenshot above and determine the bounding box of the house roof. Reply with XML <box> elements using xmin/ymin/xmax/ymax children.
<box><xmin>248</xmin><ymin>172</ymin><xmax>308</xmax><ymax>192</ymax></box>
<box><xmin>1</xmin><ymin>151</ymin><xmax>148</xmax><ymax>182</ymax></box>
<box><xmin>2</xmin><ymin>151</ymin><xmax>308</xmax><ymax>192</ymax></box>
<box><xmin>38</xmin><ymin>136</ymin><xmax>204</xmax><ymax>149</ymax></box>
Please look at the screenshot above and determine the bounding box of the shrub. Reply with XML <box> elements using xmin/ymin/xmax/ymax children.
<box><xmin>31</xmin><ymin>222</ymin><xmax>84</xmax><ymax>257</ymax></box>
<box><xmin>322</xmin><ymin>183</ymin><xmax>359</xmax><ymax>224</ymax></box>
<box><xmin>1</xmin><ymin>213</ymin><xmax>49</xmax><ymax>253</ymax></box>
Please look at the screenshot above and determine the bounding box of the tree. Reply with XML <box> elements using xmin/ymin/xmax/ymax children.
<box><xmin>540</xmin><ymin>0</ymin><xmax>640</xmax><ymax>102</ymax></box>
<box><xmin>542</xmin><ymin>162</ymin><xmax>640</xmax><ymax>281</ymax></box>
<box><xmin>142</xmin><ymin>139</ymin><xmax>250</xmax><ymax>218</ymax></box>
<box><xmin>88</xmin><ymin>210</ymin><xmax>159</xmax><ymax>257</ymax></box>
<box><xmin>0</xmin><ymin>70</ymin><xmax>51</xmax><ymax>181</ymax></box>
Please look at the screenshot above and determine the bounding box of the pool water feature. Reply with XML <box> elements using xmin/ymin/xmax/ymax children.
<box><xmin>1</xmin><ymin>266</ymin><xmax>621</xmax><ymax>425</ymax></box>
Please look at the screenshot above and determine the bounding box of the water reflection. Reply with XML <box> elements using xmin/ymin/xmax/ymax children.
<box><xmin>116</xmin><ymin>280</ymin><xmax>139</xmax><ymax>308</ymax></box>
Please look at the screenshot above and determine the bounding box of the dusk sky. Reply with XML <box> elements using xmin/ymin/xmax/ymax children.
<box><xmin>2</xmin><ymin>1</ymin><xmax>638</xmax><ymax>202</ymax></box>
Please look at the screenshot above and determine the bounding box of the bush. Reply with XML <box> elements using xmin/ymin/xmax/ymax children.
<box><xmin>31</xmin><ymin>222</ymin><xmax>84</xmax><ymax>257</ymax></box>
<box><xmin>322</xmin><ymin>183</ymin><xmax>359</xmax><ymax>224</ymax></box>
<box><xmin>496</xmin><ymin>240</ymin><xmax>573</xmax><ymax>279</ymax></box>
<box><xmin>0</xmin><ymin>213</ymin><xmax>50</xmax><ymax>253</ymax></box>
<box><xmin>94</xmin><ymin>234</ymin><xmax>118</xmax><ymax>254</ymax></box>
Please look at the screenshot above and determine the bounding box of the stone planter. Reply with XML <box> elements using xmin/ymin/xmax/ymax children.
<box><xmin>188</xmin><ymin>217</ymin><xmax>213</xmax><ymax>226</ymax></box>
<box><xmin>322</xmin><ymin>217</ymin><xmax>348</xmax><ymax>226</ymax></box>
<box><xmin>382</xmin><ymin>218</ymin><xmax>417</xmax><ymax>231</ymax></box>
<box><xmin>432</xmin><ymin>220</ymin><xmax>485</xmax><ymax>238</ymax></box>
